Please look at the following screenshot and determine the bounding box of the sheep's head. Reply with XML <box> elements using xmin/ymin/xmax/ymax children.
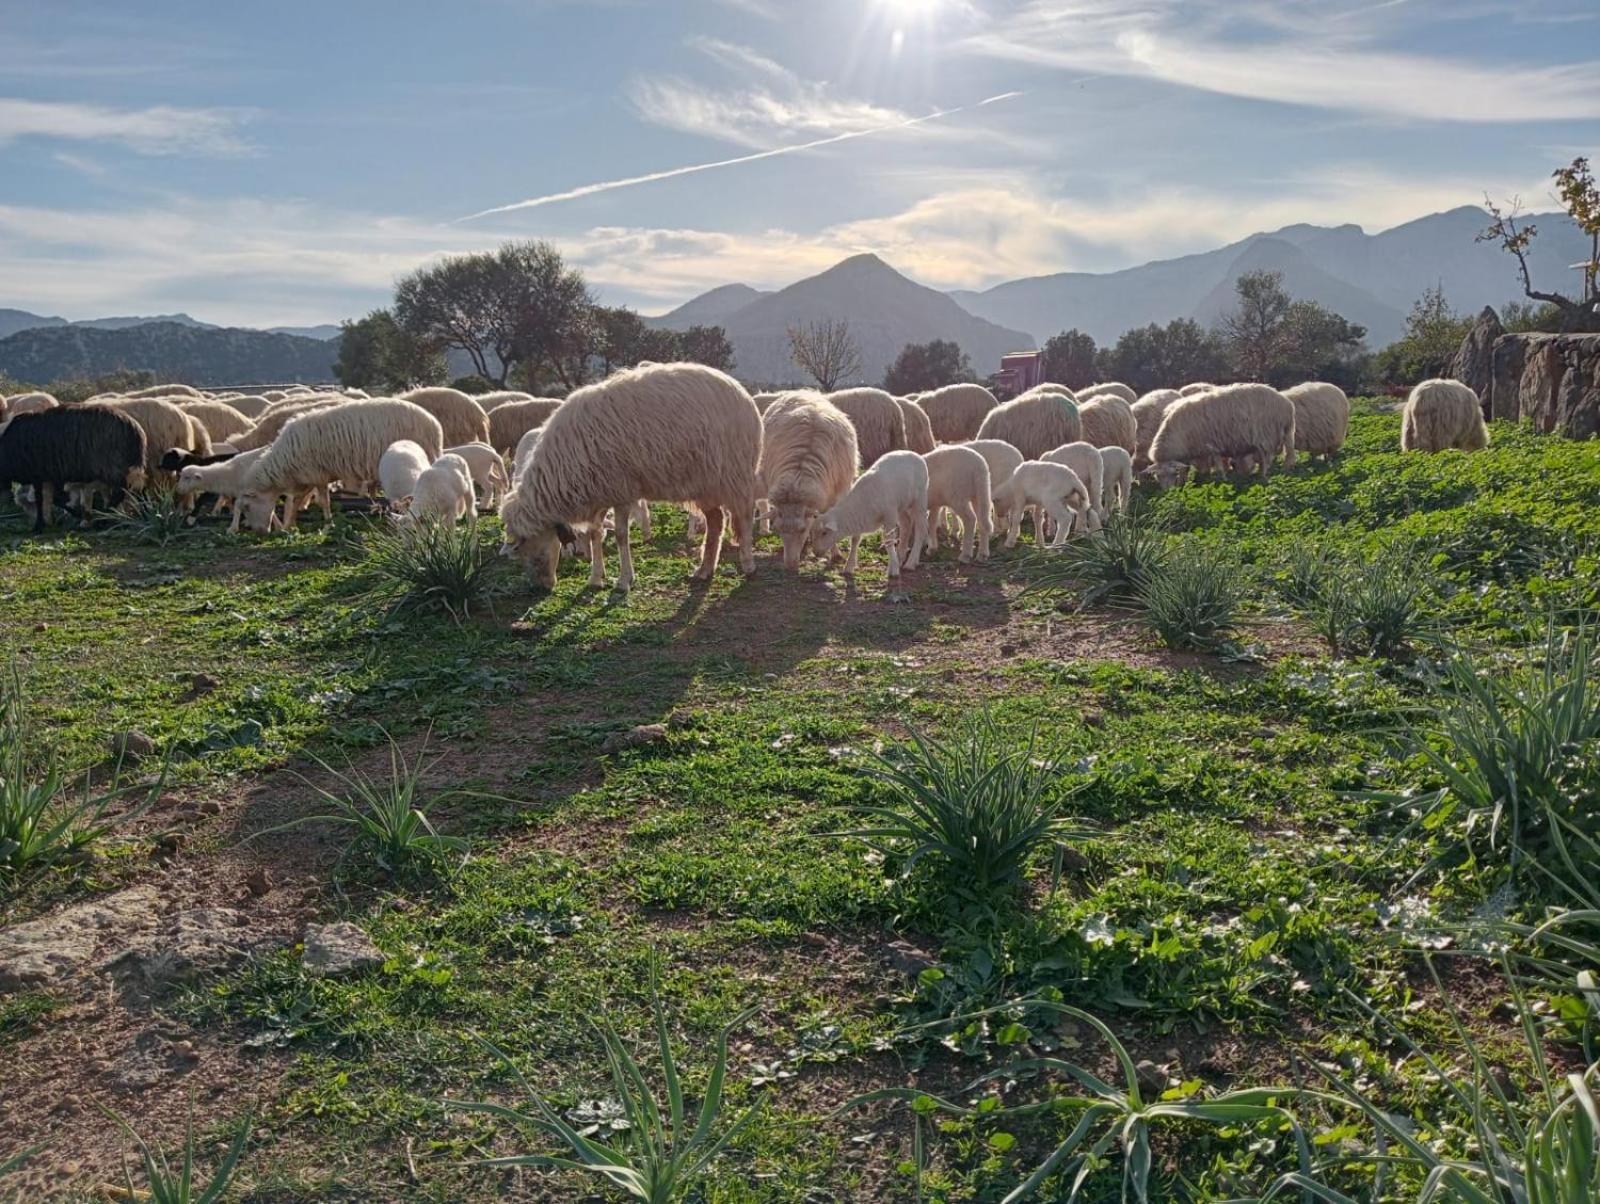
<box><xmin>1149</xmin><ymin>461</ymin><xmax>1190</xmax><ymax>490</ymax></box>
<box><xmin>772</xmin><ymin>504</ymin><xmax>815</xmax><ymax>569</ymax></box>
<box><xmin>175</xmin><ymin>466</ymin><xmax>207</xmax><ymax>497</ymax></box>
<box><xmin>237</xmin><ymin>492</ymin><xmax>280</xmax><ymax>534</ymax></box>
<box><xmin>809</xmin><ymin>514</ymin><xmax>842</xmax><ymax>564</ymax></box>
<box><xmin>501</xmin><ymin>520</ymin><xmax>570</xmax><ymax>589</ymax></box>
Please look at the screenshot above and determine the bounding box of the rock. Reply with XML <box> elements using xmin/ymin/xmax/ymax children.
<box><xmin>185</xmin><ymin>672</ymin><xmax>220</xmax><ymax>699</ymax></box>
<box><xmin>109</xmin><ymin>906</ymin><xmax>274</xmax><ymax>991</ymax></box>
<box><xmin>1135</xmin><ymin>1059</ymin><xmax>1170</xmax><ymax>1097</ymax></box>
<box><xmin>1450</xmin><ymin>306</ymin><xmax>1503</xmax><ymax>408</ymax></box>
<box><xmin>32</xmin><ymin>622</ymin><xmax>47</xmax><ymax>633</ymax></box>
<box><xmin>196</xmin><ymin>800</ymin><xmax>223</xmax><ymax>817</ymax></box>
<box><xmin>301</xmin><ymin>921</ymin><xmax>385</xmax><ymax>978</ymax></box>
<box><xmin>0</xmin><ymin>885</ymin><xmax>163</xmax><ymax>993</ymax></box>
<box><xmin>601</xmin><ymin>723</ymin><xmax>668</xmax><ymax>754</ymax></box>
<box><xmin>884</xmin><ymin>939</ymin><xmax>939</xmax><ymax>977</ymax></box>
<box><xmin>108</xmin><ymin>730</ymin><xmax>156</xmax><ymax>764</ymax></box>
<box><xmin>244</xmin><ymin>868</ymin><xmax>274</xmax><ymax>897</ymax></box>
<box><xmin>1491</xmin><ymin>332</ymin><xmax>1600</xmax><ymax>437</ymax></box>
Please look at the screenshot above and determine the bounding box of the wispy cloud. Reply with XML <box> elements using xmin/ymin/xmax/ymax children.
<box><xmin>0</xmin><ymin>97</ymin><xmax>250</xmax><ymax>155</ymax></box>
<box><xmin>459</xmin><ymin>91</ymin><xmax>1023</xmax><ymax>220</ymax></box>
<box><xmin>964</xmin><ymin>0</ymin><xmax>1600</xmax><ymax>123</ymax></box>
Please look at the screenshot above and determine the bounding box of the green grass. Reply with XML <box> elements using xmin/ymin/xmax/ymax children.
<box><xmin>2</xmin><ymin>411</ymin><xmax>1599</xmax><ymax>1200</ymax></box>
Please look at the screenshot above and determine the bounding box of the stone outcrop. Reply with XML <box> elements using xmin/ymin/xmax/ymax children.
<box><xmin>1450</xmin><ymin>306</ymin><xmax>1502</xmax><ymax>409</ymax></box>
<box><xmin>1487</xmin><ymin>332</ymin><xmax>1600</xmax><ymax>438</ymax></box>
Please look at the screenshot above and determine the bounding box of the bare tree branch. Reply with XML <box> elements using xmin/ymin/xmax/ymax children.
<box><xmin>787</xmin><ymin>319</ymin><xmax>862</xmax><ymax>391</ymax></box>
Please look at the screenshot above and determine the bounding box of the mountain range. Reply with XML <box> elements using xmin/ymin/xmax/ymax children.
<box><xmin>0</xmin><ymin>322</ymin><xmax>341</xmax><ymax>386</ymax></box>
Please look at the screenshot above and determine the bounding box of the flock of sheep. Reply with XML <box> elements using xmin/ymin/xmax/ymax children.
<box><xmin>0</xmin><ymin>369</ymin><xmax>1492</xmax><ymax>589</ymax></box>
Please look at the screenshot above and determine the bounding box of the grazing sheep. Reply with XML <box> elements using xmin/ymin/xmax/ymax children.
<box><xmin>1042</xmin><ymin>442</ymin><xmax>1106</xmax><ymax>532</ymax></box>
<box><xmin>758</xmin><ymin>391</ymin><xmax>860</xmax><ymax>570</ymax></box>
<box><xmin>962</xmin><ymin>439</ymin><xmax>1025</xmax><ymax>494</ymax></box>
<box><xmin>443</xmin><ymin>442</ymin><xmax>511</xmax><ymax>508</ymax></box>
<box><xmin>378</xmin><ymin>440</ymin><xmax>432</xmax><ymax>506</ymax></box>
<box><xmin>511</xmin><ymin>427</ymin><xmax>543</xmax><ymax>483</ymax></box>
<box><xmin>921</xmin><ymin>444</ymin><xmax>992</xmax><ymax>562</ymax></box>
<box><xmin>812</xmin><ymin>450</ymin><xmax>929</xmax><ymax>579</ymax></box>
<box><xmin>975</xmin><ymin>391</ymin><xmax>1081</xmax><ymax>459</ymax></box>
<box><xmin>499</xmin><ymin>363</ymin><xmax>761</xmax><ymax>590</ymax></box>
<box><xmin>488</xmin><ymin>398</ymin><xmax>562</xmax><ymax>455</ymax></box>
<box><xmin>398</xmin><ymin>387</ymin><xmax>490</xmax><ymax>448</ymax></box>
<box><xmin>107</xmin><ymin>397</ymin><xmax>211</xmax><ymax>479</ymax></box>
<box><xmin>1284</xmin><ymin>382</ymin><xmax>1350</xmax><ymax>460</ymax></box>
<box><xmin>1078</xmin><ymin>394</ymin><xmax>1137</xmax><ymax>454</ymax></box>
<box><xmin>0</xmin><ymin>407</ymin><xmax>147</xmax><ymax>530</ymax></box>
<box><xmin>751</xmin><ymin>391</ymin><xmax>784</xmax><ymax>414</ymax></box>
<box><xmin>221</xmin><ymin>394</ymin><xmax>270</xmax><ymax>419</ymax></box>
<box><xmin>1179</xmin><ymin>382</ymin><xmax>1215</xmax><ymax>396</ymax></box>
<box><xmin>237</xmin><ymin>399</ymin><xmax>445</xmax><ymax>532</ymax></box>
<box><xmin>992</xmin><ymin>460</ymin><xmax>1091</xmax><ymax>549</ymax></box>
<box><xmin>407</xmin><ymin>453</ymin><xmax>474</xmax><ymax>523</ymax></box>
<box><xmin>895</xmin><ymin>397</ymin><xmax>937</xmax><ymax>455</ymax></box>
<box><xmin>918</xmin><ymin>383</ymin><xmax>998</xmax><ymax>443</ymax></box>
<box><xmin>1401</xmin><ymin>379</ymin><xmax>1488</xmax><ymax>453</ymax></box>
<box><xmin>1148</xmin><ymin>383</ymin><xmax>1296</xmax><ymax>487</ymax></box>
<box><xmin>125</xmin><ymin>383</ymin><xmax>203</xmax><ymax>400</ymax></box>
<box><xmin>5</xmin><ymin>392</ymin><xmax>59</xmax><ymax>416</ymax></box>
<box><xmin>476</xmin><ymin>390</ymin><xmax>536</xmax><ymax>413</ymax></box>
<box><xmin>1131</xmin><ymin>389</ymin><xmax>1184</xmax><ymax>470</ymax></box>
<box><xmin>176</xmin><ymin>447</ymin><xmax>268</xmax><ymax>532</ymax></box>
<box><xmin>826</xmin><ymin>387</ymin><xmax>906</xmax><ymax>467</ymax></box>
<box><xmin>1082</xmin><ymin>382</ymin><xmax>1137</xmax><ymax>405</ymax></box>
<box><xmin>228</xmin><ymin>397</ymin><xmax>344</xmax><ymax>451</ymax></box>
<box><xmin>1027</xmin><ymin>382</ymin><xmax>1076</xmax><ymax>399</ymax></box>
<box><xmin>180</xmin><ymin>400</ymin><xmax>255</xmax><ymax>444</ymax></box>
<box><xmin>1098</xmin><ymin>446</ymin><xmax>1133</xmax><ymax>513</ymax></box>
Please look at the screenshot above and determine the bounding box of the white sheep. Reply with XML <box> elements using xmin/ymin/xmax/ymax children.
<box><xmin>221</xmin><ymin>395</ymin><xmax>270</xmax><ymax>419</ymax></box>
<box><xmin>229</xmin><ymin>397</ymin><xmax>344</xmax><ymax>451</ymax></box>
<box><xmin>1284</xmin><ymin>382</ymin><xmax>1350</xmax><ymax>460</ymax></box>
<box><xmin>237</xmin><ymin>399</ymin><xmax>444</xmax><ymax>532</ymax></box>
<box><xmin>1042</xmin><ymin>442</ymin><xmax>1106</xmax><ymax>532</ymax></box>
<box><xmin>1401</xmin><ymin>379</ymin><xmax>1487</xmax><ymax>453</ymax></box>
<box><xmin>379</xmin><ymin>440</ymin><xmax>432</xmax><ymax>507</ymax></box>
<box><xmin>175</xmin><ymin>448</ymin><xmax>269</xmax><ymax>532</ymax></box>
<box><xmin>442</xmin><ymin>442</ymin><xmax>510</xmax><ymax>508</ymax></box>
<box><xmin>811</xmin><ymin>450</ymin><xmax>929</xmax><ymax>579</ymax></box>
<box><xmin>399</xmin><ymin>387</ymin><xmax>490</xmax><ymax>448</ymax></box>
<box><xmin>975</xmin><ymin>391</ymin><xmax>1081</xmax><ymax>459</ymax></box>
<box><xmin>511</xmin><ymin>427</ymin><xmax>543</xmax><ymax>484</ymax></box>
<box><xmin>826</xmin><ymin>388</ymin><xmax>907</xmax><ymax>467</ymax></box>
<box><xmin>918</xmin><ymin>383</ymin><xmax>998</xmax><ymax>443</ymax></box>
<box><xmin>993</xmin><ymin>461</ymin><xmax>1092</xmax><ymax>549</ymax></box>
<box><xmin>962</xmin><ymin>439</ymin><xmax>1025</xmax><ymax>493</ymax></box>
<box><xmin>895</xmin><ymin>397</ymin><xmax>937</xmax><ymax>455</ymax></box>
<box><xmin>407</xmin><ymin>453</ymin><xmax>474</xmax><ymax>523</ymax></box>
<box><xmin>1148</xmin><ymin>383</ymin><xmax>1296</xmax><ymax>487</ymax></box>
<box><xmin>1179</xmin><ymin>382</ymin><xmax>1215</xmax><ymax>396</ymax></box>
<box><xmin>1077</xmin><ymin>394</ymin><xmax>1138</xmax><ymax>454</ymax></box>
<box><xmin>125</xmin><ymin>383</ymin><xmax>203</xmax><ymax>400</ymax></box>
<box><xmin>498</xmin><ymin>362</ymin><xmax>760</xmax><ymax>590</ymax></box>
<box><xmin>107</xmin><ymin>397</ymin><xmax>211</xmax><ymax>479</ymax></box>
<box><xmin>758</xmin><ymin>391</ymin><xmax>860</xmax><ymax>570</ymax></box>
<box><xmin>5</xmin><ymin>392</ymin><xmax>59</xmax><ymax>416</ymax></box>
<box><xmin>1098</xmin><ymin>445</ymin><xmax>1133</xmax><ymax>513</ymax></box>
<box><xmin>1081</xmin><ymin>382</ymin><xmax>1137</xmax><ymax>405</ymax></box>
<box><xmin>921</xmin><ymin>444</ymin><xmax>992</xmax><ymax>563</ymax></box>
<box><xmin>1131</xmin><ymin>389</ymin><xmax>1183</xmax><ymax>470</ymax></box>
<box><xmin>488</xmin><ymin>398</ymin><xmax>563</xmax><ymax>455</ymax></box>
<box><xmin>476</xmin><ymin>390</ymin><xmax>536</xmax><ymax>413</ymax></box>
<box><xmin>179</xmin><ymin>400</ymin><xmax>255</xmax><ymax>444</ymax></box>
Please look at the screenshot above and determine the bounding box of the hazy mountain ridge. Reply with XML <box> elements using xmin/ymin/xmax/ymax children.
<box><xmin>0</xmin><ymin>322</ymin><xmax>339</xmax><ymax>386</ymax></box>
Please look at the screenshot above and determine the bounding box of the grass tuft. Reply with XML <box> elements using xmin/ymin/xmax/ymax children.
<box><xmin>367</xmin><ymin>516</ymin><xmax>499</xmax><ymax>620</ymax></box>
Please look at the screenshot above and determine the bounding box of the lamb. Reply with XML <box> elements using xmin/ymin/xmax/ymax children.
<box><xmin>399</xmin><ymin>387</ymin><xmax>490</xmax><ymax>448</ymax></box>
<box><xmin>175</xmin><ymin>447</ymin><xmax>268</xmax><ymax>532</ymax></box>
<box><xmin>378</xmin><ymin>440</ymin><xmax>432</xmax><ymax>507</ymax></box>
<box><xmin>0</xmin><ymin>407</ymin><xmax>147</xmax><ymax>530</ymax></box>
<box><xmin>1179</xmin><ymin>382</ymin><xmax>1215</xmax><ymax>396</ymax></box>
<box><xmin>1148</xmin><ymin>383</ymin><xmax>1296</xmax><ymax>487</ymax></box>
<box><xmin>237</xmin><ymin>399</ymin><xmax>445</xmax><ymax>532</ymax></box>
<box><xmin>443</xmin><ymin>442</ymin><xmax>511</xmax><ymax>508</ymax></box>
<box><xmin>221</xmin><ymin>395</ymin><xmax>270</xmax><ymax>419</ymax></box>
<box><xmin>1077</xmin><ymin>394</ymin><xmax>1138</xmax><ymax>454</ymax></box>
<box><xmin>811</xmin><ymin>450</ymin><xmax>929</xmax><ymax>579</ymax></box>
<box><xmin>826</xmin><ymin>388</ymin><xmax>906</xmax><ymax>467</ymax></box>
<box><xmin>107</xmin><ymin>397</ymin><xmax>211</xmax><ymax>479</ymax></box>
<box><xmin>488</xmin><ymin>398</ymin><xmax>563</xmax><ymax>455</ymax></box>
<box><xmin>975</xmin><ymin>391</ymin><xmax>1081</xmax><ymax>459</ymax></box>
<box><xmin>1284</xmin><ymin>381</ymin><xmax>1350</xmax><ymax>459</ymax></box>
<box><xmin>1401</xmin><ymin>379</ymin><xmax>1488</xmax><ymax>453</ymax></box>
<box><xmin>918</xmin><ymin>383</ymin><xmax>998</xmax><ymax>443</ymax></box>
<box><xmin>1131</xmin><ymin>389</ymin><xmax>1184</xmax><ymax>469</ymax></box>
<box><xmin>180</xmin><ymin>400</ymin><xmax>255</xmax><ymax>444</ymax></box>
<box><xmin>992</xmin><ymin>461</ymin><xmax>1092</xmax><ymax>549</ymax></box>
<box><xmin>1041</xmin><ymin>442</ymin><xmax>1106</xmax><ymax>532</ymax></box>
<box><xmin>962</xmin><ymin>438</ymin><xmax>1025</xmax><ymax>494</ymax></box>
<box><xmin>920</xmin><ymin>444</ymin><xmax>992</xmax><ymax>563</ymax></box>
<box><xmin>1081</xmin><ymin>382</ymin><xmax>1137</xmax><ymax>405</ymax></box>
<box><xmin>498</xmin><ymin>362</ymin><xmax>761</xmax><ymax>590</ymax></box>
<box><xmin>476</xmin><ymin>390</ymin><xmax>536</xmax><ymax>413</ymax></box>
<box><xmin>5</xmin><ymin>392</ymin><xmax>59</xmax><ymax>416</ymax></box>
<box><xmin>1098</xmin><ymin>446</ymin><xmax>1133</xmax><ymax>513</ymax></box>
<box><xmin>406</xmin><ymin>453</ymin><xmax>474</xmax><ymax>524</ymax></box>
<box><xmin>228</xmin><ymin>397</ymin><xmax>344</xmax><ymax>451</ymax></box>
<box><xmin>758</xmin><ymin>391</ymin><xmax>860</xmax><ymax>570</ymax></box>
<box><xmin>894</xmin><ymin>396</ymin><xmax>937</xmax><ymax>455</ymax></box>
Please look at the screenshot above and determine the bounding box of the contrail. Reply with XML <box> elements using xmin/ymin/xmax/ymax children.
<box><xmin>458</xmin><ymin>91</ymin><xmax>1024</xmax><ymax>221</ymax></box>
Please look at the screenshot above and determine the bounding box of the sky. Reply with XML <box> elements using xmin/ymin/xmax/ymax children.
<box><xmin>1</xmin><ymin>0</ymin><xmax>1596</xmax><ymax>327</ymax></box>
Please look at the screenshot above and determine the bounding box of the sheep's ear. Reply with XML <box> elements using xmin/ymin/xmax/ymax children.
<box><xmin>554</xmin><ymin>521</ymin><xmax>576</xmax><ymax>544</ymax></box>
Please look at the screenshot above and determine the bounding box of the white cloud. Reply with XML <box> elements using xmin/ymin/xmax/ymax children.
<box><xmin>0</xmin><ymin>97</ymin><xmax>249</xmax><ymax>155</ymax></box>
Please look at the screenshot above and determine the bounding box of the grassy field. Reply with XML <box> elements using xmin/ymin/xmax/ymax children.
<box><xmin>2</xmin><ymin>405</ymin><xmax>1598</xmax><ymax>1202</ymax></box>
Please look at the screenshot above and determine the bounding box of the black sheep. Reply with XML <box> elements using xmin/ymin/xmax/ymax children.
<box><xmin>0</xmin><ymin>406</ymin><xmax>148</xmax><ymax>530</ymax></box>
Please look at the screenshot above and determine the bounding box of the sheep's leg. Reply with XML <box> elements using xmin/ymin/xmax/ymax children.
<box><xmin>1004</xmin><ymin>509</ymin><xmax>1020</xmax><ymax>549</ymax></box>
<box><xmin>319</xmin><ymin>486</ymin><xmax>334</xmax><ymax>521</ymax></box>
<box><xmin>845</xmin><ymin>535</ymin><xmax>861</xmax><ymax>576</ymax></box>
<box><xmin>884</xmin><ymin>526</ymin><xmax>900</xmax><ymax>578</ymax></box>
<box><xmin>614</xmin><ymin>506</ymin><xmax>635</xmax><ymax>590</ymax></box>
<box><xmin>35</xmin><ymin>482</ymin><xmax>53</xmax><ymax>531</ymax></box>
<box><xmin>587</xmin><ymin>527</ymin><xmax>608</xmax><ymax>587</ymax></box>
<box><xmin>975</xmin><ymin>501</ymin><xmax>991</xmax><ymax>561</ymax></box>
<box><xmin>691</xmin><ymin>504</ymin><xmax>724</xmax><ymax>581</ymax></box>
<box><xmin>956</xmin><ymin>501</ymin><xmax>976</xmax><ymax>563</ymax></box>
<box><xmin>902</xmin><ymin>508</ymin><xmax>925</xmax><ymax>571</ymax></box>
<box><xmin>729</xmin><ymin>502</ymin><xmax>756</xmax><ymax>576</ymax></box>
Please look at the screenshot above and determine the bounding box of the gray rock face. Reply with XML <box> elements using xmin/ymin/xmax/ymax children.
<box><xmin>112</xmin><ymin>906</ymin><xmax>271</xmax><ymax>990</ymax></box>
<box><xmin>1451</xmin><ymin>306</ymin><xmax>1503</xmax><ymax>408</ymax></box>
<box><xmin>301</xmin><ymin>921</ymin><xmax>384</xmax><ymax>978</ymax></box>
<box><xmin>0</xmin><ymin>886</ymin><xmax>163</xmax><ymax>992</ymax></box>
<box><xmin>1489</xmin><ymin>333</ymin><xmax>1600</xmax><ymax>437</ymax></box>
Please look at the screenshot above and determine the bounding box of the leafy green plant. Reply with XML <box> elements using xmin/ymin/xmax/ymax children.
<box><xmin>453</xmin><ymin>962</ymin><xmax>763</xmax><ymax>1202</ymax></box>
<box><xmin>0</xmin><ymin>667</ymin><xmax>164</xmax><ymax>892</ymax></box>
<box><xmin>249</xmin><ymin>732</ymin><xmax>470</xmax><ymax>883</ymax></box>
<box><xmin>105</xmin><ymin>485</ymin><xmax>192</xmax><ymax>546</ymax></box>
<box><xmin>846</xmin><ymin>1000</ymin><xmax>1310</xmax><ymax>1203</ymax></box>
<box><xmin>107</xmin><ymin>1106</ymin><xmax>250</xmax><ymax>1204</ymax></box>
<box><xmin>367</xmin><ymin>516</ymin><xmax>499</xmax><ymax>620</ymax></box>
<box><xmin>832</xmin><ymin>715</ymin><xmax>1088</xmax><ymax>904</ymax></box>
<box><xmin>1026</xmin><ymin>508</ymin><xmax>1170</xmax><ymax>607</ymax></box>
<box><xmin>1341</xmin><ymin>544</ymin><xmax>1447</xmax><ymax>659</ymax></box>
<box><xmin>1136</xmin><ymin>540</ymin><xmax>1246</xmax><ymax>652</ymax></box>
<box><xmin>1273</xmin><ymin>542</ymin><xmax>1342</xmax><ymax>610</ymax></box>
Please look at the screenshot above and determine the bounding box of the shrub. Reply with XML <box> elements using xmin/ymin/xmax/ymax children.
<box><xmin>1137</xmin><ymin>541</ymin><xmax>1245</xmax><ymax>652</ymax></box>
<box><xmin>367</xmin><ymin>517</ymin><xmax>499</xmax><ymax>620</ymax></box>
<box><xmin>1027</xmin><ymin>508</ymin><xmax>1169</xmax><ymax>608</ymax></box>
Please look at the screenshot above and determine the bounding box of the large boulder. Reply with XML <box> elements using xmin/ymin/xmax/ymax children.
<box><xmin>1451</xmin><ymin>306</ymin><xmax>1503</xmax><ymax>413</ymax></box>
<box><xmin>1490</xmin><ymin>333</ymin><xmax>1600</xmax><ymax>438</ymax></box>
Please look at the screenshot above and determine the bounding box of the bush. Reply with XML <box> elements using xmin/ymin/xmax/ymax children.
<box><xmin>450</xmin><ymin>374</ymin><xmax>493</xmax><ymax>395</ymax></box>
<box><xmin>1137</xmin><ymin>541</ymin><xmax>1246</xmax><ymax>652</ymax></box>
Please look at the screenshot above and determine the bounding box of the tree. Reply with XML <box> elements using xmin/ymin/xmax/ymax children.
<box><xmin>1500</xmin><ymin>299</ymin><xmax>1564</xmax><ymax>333</ymax></box>
<box><xmin>1222</xmin><ymin>270</ymin><xmax>1292</xmax><ymax>380</ymax></box>
<box><xmin>333</xmin><ymin>309</ymin><xmax>445</xmax><ymax>393</ymax></box>
<box><xmin>1479</xmin><ymin>157</ymin><xmax>1600</xmax><ymax>333</ymax></box>
<box><xmin>675</xmin><ymin>325</ymin><xmax>736</xmax><ymax>373</ymax></box>
<box><xmin>1095</xmin><ymin>319</ymin><xmax>1228</xmax><ymax>393</ymax></box>
<box><xmin>1040</xmin><ymin>329</ymin><xmax>1098</xmax><ymax>389</ymax></box>
<box><xmin>883</xmin><ymin>339</ymin><xmax>971</xmax><ymax>393</ymax></box>
<box><xmin>1373</xmin><ymin>286</ymin><xmax>1470</xmax><ymax>385</ymax></box>
<box><xmin>787</xmin><ymin>319</ymin><xmax>861</xmax><ymax>391</ymax></box>
<box><xmin>1275</xmin><ymin>301</ymin><xmax>1368</xmax><ymax>389</ymax></box>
